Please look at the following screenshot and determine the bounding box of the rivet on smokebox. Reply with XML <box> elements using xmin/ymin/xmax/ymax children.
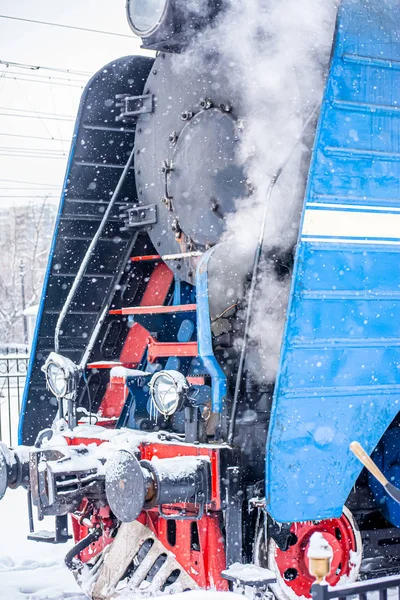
<box><xmin>169</xmin><ymin>131</ymin><xmax>178</xmax><ymax>145</ymax></box>
<box><xmin>220</xmin><ymin>102</ymin><xmax>232</xmax><ymax>112</ymax></box>
<box><xmin>181</xmin><ymin>111</ymin><xmax>193</xmax><ymax>121</ymax></box>
<box><xmin>307</xmin><ymin>532</ymin><xmax>333</xmax><ymax>584</ymax></box>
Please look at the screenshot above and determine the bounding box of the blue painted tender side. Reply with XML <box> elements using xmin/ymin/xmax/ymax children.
<box><xmin>266</xmin><ymin>0</ymin><xmax>400</xmax><ymax>523</ymax></box>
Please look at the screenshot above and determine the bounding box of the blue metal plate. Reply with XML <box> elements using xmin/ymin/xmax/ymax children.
<box><xmin>266</xmin><ymin>0</ymin><xmax>400</xmax><ymax>522</ymax></box>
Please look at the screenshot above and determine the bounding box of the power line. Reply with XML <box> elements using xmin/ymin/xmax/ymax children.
<box><xmin>0</xmin><ymin>58</ymin><xmax>91</xmax><ymax>77</ymax></box>
<box><xmin>0</xmin><ymin>132</ymin><xmax>70</xmax><ymax>143</ymax></box>
<box><xmin>0</xmin><ymin>150</ymin><xmax>66</xmax><ymax>155</ymax></box>
<box><xmin>0</xmin><ymin>178</ymin><xmax>60</xmax><ymax>187</ymax></box>
<box><xmin>0</xmin><ymin>112</ymin><xmax>74</xmax><ymax>122</ymax></box>
<box><xmin>0</xmin><ymin>14</ymin><xmax>133</xmax><ymax>38</ymax></box>
<box><xmin>0</xmin><ymin>146</ymin><xmax>66</xmax><ymax>154</ymax></box>
<box><xmin>0</xmin><ymin>187</ymin><xmax>60</xmax><ymax>191</ymax></box>
<box><xmin>0</xmin><ymin>73</ymin><xmax>85</xmax><ymax>89</ymax></box>
<box><xmin>1</xmin><ymin>69</ymin><xmax>86</xmax><ymax>84</ymax></box>
<box><xmin>0</xmin><ymin>194</ymin><xmax>58</xmax><ymax>198</ymax></box>
<box><xmin>0</xmin><ymin>106</ymin><xmax>74</xmax><ymax>118</ymax></box>
<box><xmin>0</xmin><ymin>153</ymin><xmax>66</xmax><ymax>160</ymax></box>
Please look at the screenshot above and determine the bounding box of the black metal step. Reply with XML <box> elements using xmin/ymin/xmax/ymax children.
<box><xmin>74</xmin><ymin>160</ymin><xmax>135</xmax><ymax>169</ymax></box>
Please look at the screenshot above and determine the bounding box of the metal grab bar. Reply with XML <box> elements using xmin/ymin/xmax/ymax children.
<box><xmin>54</xmin><ymin>144</ymin><xmax>136</xmax><ymax>354</ymax></box>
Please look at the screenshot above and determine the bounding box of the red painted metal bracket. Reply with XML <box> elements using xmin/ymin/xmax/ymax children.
<box><xmin>87</xmin><ymin>361</ymin><xmax>126</xmax><ymax>370</ymax></box>
<box><xmin>109</xmin><ymin>303</ymin><xmax>197</xmax><ymax>316</ymax></box>
<box><xmin>130</xmin><ymin>255</ymin><xmax>161</xmax><ymax>262</ymax></box>
<box><xmin>146</xmin><ymin>335</ymin><xmax>198</xmax><ymax>363</ymax></box>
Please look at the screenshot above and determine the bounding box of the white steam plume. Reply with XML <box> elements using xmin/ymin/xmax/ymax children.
<box><xmin>183</xmin><ymin>0</ymin><xmax>338</xmax><ymax>384</ymax></box>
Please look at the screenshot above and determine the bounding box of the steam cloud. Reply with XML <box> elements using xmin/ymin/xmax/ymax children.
<box><xmin>181</xmin><ymin>0</ymin><xmax>339</xmax><ymax>384</ymax></box>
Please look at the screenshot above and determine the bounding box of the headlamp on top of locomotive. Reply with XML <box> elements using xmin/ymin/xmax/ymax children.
<box><xmin>126</xmin><ymin>0</ymin><xmax>222</xmax><ymax>51</ymax></box>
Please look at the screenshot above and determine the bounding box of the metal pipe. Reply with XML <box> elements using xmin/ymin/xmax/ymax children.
<box><xmin>64</xmin><ymin>529</ymin><xmax>102</xmax><ymax>571</ymax></box>
<box><xmin>227</xmin><ymin>105</ymin><xmax>319</xmax><ymax>445</ymax></box>
<box><xmin>162</xmin><ymin>251</ymin><xmax>203</xmax><ymax>260</ymax></box>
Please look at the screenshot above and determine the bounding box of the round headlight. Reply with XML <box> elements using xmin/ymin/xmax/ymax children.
<box><xmin>46</xmin><ymin>362</ymin><xmax>68</xmax><ymax>398</ymax></box>
<box><xmin>42</xmin><ymin>352</ymin><xmax>79</xmax><ymax>400</ymax></box>
<box><xmin>126</xmin><ymin>0</ymin><xmax>168</xmax><ymax>37</ymax></box>
<box><xmin>149</xmin><ymin>370</ymin><xmax>188</xmax><ymax>417</ymax></box>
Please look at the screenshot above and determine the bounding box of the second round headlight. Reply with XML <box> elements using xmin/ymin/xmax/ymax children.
<box><xmin>149</xmin><ymin>370</ymin><xmax>189</xmax><ymax>417</ymax></box>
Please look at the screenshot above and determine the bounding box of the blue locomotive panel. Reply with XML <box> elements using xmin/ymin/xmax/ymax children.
<box><xmin>266</xmin><ymin>0</ymin><xmax>400</xmax><ymax>522</ymax></box>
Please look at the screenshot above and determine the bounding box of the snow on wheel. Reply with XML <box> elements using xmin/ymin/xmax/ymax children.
<box><xmin>255</xmin><ymin>507</ymin><xmax>362</xmax><ymax>600</ymax></box>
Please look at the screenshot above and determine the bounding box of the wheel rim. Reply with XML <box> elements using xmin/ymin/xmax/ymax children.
<box><xmin>256</xmin><ymin>508</ymin><xmax>362</xmax><ymax>600</ymax></box>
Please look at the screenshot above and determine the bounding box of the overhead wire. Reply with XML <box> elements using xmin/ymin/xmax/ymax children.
<box><xmin>0</xmin><ymin>28</ymin><xmax>94</xmax><ymax>173</ymax></box>
<box><xmin>0</xmin><ymin>178</ymin><xmax>60</xmax><ymax>187</ymax></box>
<box><xmin>50</xmin><ymin>80</ymin><xmax>65</xmax><ymax>155</ymax></box>
<box><xmin>0</xmin><ymin>69</ymin><xmax>86</xmax><ymax>84</ymax></box>
<box><xmin>0</xmin><ymin>150</ymin><xmax>66</xmax><ymax>160</ymax></box>
<box><xmin>0</xmin><ymin>112</ymin><xmax>74</xmax><ymax>122</ymax></box>
<box><xmin>0</xmin><ymin>58</ymin><xmax>91</xmax><ymax>77</ymax></box>
<box><xmin>0</xmin><ymin>14</ymin><xmax>133</xmax><ymax>38</ymax></box>
<box><xmin>0</xmin><ymin>132</ymin><xmax>70</xmax><ymax>143</ymax></box>
<box><xmin>9</xmin><ymin>74</ymin><xmax>65</xmax><ymax>140</ymax></box>
<box><xmin>0</xmin><ymin>145</ymin><xmax>66</xmax><ymax>152</ymax></box>
<box><xmin>0</xmin><ymin>106</ymin><xmax>75</xmax><ymax>118</ymax></box>
<box><xmin>0</xmin><ymin>74</ymin><xmax>85</xmax><ymax>89</ymax></box>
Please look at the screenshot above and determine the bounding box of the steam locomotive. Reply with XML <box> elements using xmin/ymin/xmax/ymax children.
<box><xmin>2</xmin><ymin>0</ymin><xmax>400</xmax><ymax>598</ymax></box>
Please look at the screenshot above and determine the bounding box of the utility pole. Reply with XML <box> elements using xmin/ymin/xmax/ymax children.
<box><xmin>19</xmin><ymin>260</ymin><xmax>29</xmax><ymax>346</ymax></box>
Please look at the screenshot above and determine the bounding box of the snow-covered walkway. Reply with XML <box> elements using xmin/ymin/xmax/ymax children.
<box><xmin>0</xmin><ymin>489</ymin><xmax>240</xmax><ymax>600</ymax></box>
<box><xmin>0</xmin><ymin>488</ymin><xmax>84</xmax><ymax>599</ymax></box>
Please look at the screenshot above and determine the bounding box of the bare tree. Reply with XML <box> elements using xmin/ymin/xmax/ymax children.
<box><xmin>0</xmin><ymin>197</ymin><xmax>57</xmax><ymax>344</ymax></box>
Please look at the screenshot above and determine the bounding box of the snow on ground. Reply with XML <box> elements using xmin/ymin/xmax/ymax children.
<box><xmin>0</xmin><ymin>488</ymin><xmax>84</xmax><ymax>600</ymax></box>
<box><xmin>0</xmin><ymin>489</ymin><xmax>241</xmax><ymax>600</ymax></box>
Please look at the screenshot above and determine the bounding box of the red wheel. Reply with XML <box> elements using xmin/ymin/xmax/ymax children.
<box><xmin>255</xmin><ymin>508</ymin><xmax>362</xmax><ymax>600</ymax></box>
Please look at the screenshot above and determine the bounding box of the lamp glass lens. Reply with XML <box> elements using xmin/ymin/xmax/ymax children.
<box><xmin>47</xmin><ymin>363</ymin><xmax>67</xmax><ymax>397</ymax></box>
<box><xmin>128</xmin><ymin>0</ymin><xmax>167</xmax><ymax>34</ymax></box>
<box><xmin>153</xmin><ymin>373</ymin><xmax>179</xmax><ymax>416</ymax></box>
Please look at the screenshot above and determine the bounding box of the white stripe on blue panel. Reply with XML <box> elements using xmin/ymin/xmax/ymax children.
<box><xmin>306</xmin><ymin>203</ymin><xmax>400</xmax><ymax>213</ymax></box>
<box><xmin>302</xmin><ymin>208</ymin><xmax>400</xmax><ymax>241</ymax></box>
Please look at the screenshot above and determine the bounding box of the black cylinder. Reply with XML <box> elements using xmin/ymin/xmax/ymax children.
<box><xmin>142</xmin><ymin>456</ymin><xmax>211</xmax><ymax>508</ymax></box>
<box><xmin>105</xmin><ymin>450</ymin><xmax>211</xmax><ymax>522</ymax></box>
<box><xmin>0</xmin><ymin>443</ymin><xmax>30</xmax><ymax>499</ymax></box>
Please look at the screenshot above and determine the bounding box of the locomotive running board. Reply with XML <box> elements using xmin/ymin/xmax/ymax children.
<box><xmin>90</xmin><ymin>521</ymin><xmax>198</xmax><ymax>599</ymax></box>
